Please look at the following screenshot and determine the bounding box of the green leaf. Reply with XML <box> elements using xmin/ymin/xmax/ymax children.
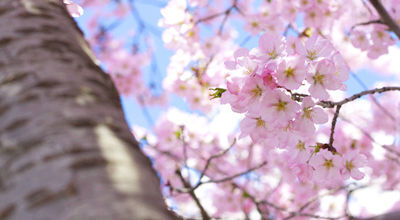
<box><xmin>242</xmin><ymin>191</ymin><xmax>250</xmax><ymax>198</ymax></box>
<box><xmin>314</xmin><ymin>144</ymin><xmax>320</xmax><ymax>153</ymax></box>
<box><xmin>209</xmin><ymin>88</ymin><xmax>226</xmax><ymax>99</ymax></box>
<box><xmin>174</xmin><ymin>130</ymin><xmax>181</xmax><ymax>139</ymax></box>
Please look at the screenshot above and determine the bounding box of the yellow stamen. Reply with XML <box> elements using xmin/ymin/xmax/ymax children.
<box><xmin>323</xmin><ymin>159</ymin><xmax>334</xmax><ymax>169</ymax></box>
<box><xmin>275</xmin><ymin>100</ymin><xmax>287</xmax><ymax>111</ymax></box>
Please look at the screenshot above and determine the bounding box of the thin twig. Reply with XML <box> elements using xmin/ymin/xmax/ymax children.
<box><xmin>203</xmin><ymin>161</ymin><xmax>267</xmax><ymax>184</ymax></box>
<box><xmin>362</xmin><ymin>0</ymin><xmax>374</xmax><ymax>15</ymax></box>
<box><xmin>156</xmin><ymin>149</ymin><xmax>181</xmax><ymax>161</ymax></box>
<box><xmin>350</xmin><ymin>19</ymin><xmax>383</xmax><ymax>30</ymax></box>
<box><xmin>235</xmin><ymin>183</ymin><xmax>348</xmax><ymax>220</ymax></box>
<box><xmin>232</xmin><ymin>183</ymin><xmax>269</xmax><ymax>219</ymax></box>
<box><xmin>299</xmin><ymin>186</ymin><xmax>346</xmax><ymax>214</ymax></box>
<box><xmin>196</xmin><ymin>139</ymin><xmax>236</xmax><ymax>187</ymax></box>
<box><xmin>240</xmin><ymin>35</ymin><xmax>252</xmax><ymax>46</ymax></box>
<box><xmin>260</xmin><ymin>198</ymin><xmax>345</xmax><ymax>220</ymax></box>
<box><xmin>283</xmin><ymin>185</ymin><xmax>351</xmax><ymax>220</ymax></box>
<box><xmin>386</xmin><ymin>155</ymin><xmax>400</xmax><ymax>166</ymax></box>
<box><xmin>173</xmin><ymin>149</ymin><xmax>266</xmax><ymax>194</ymax></box>
<box><xmin>350</xmin><ymin>73</ymin><xmax>395</xmax><ymax>120</ymax></box>
<box><xmin>345</xmin><ymin>185</ymin><xmax>368</xmax><ymax>217</ymax></box>
<box><xmin>138</xmin><ymin>96</ymin><xmax>154</xmax><ymax>126</ymax></box>
<box><xmin>218</xmin><ymin>9</ymin><xmax>231</xmax><ymax>34</ymax></box>
<box><xmin>329</xmin><ymin>105</ymin><xmax>342</xmax><ymax>147</ymax></box>
<box><xmin>383</xmin><ymin>145</ymin><xmax>400</xmax><ymax>158</ymax></box>
<box><xmin>175</xmin><ymin>169</ymin><xmax>211</xmax><ymax>220</ymax></box>
<box><xmin>266</xmin><ymin>177</ymin><xmax>282</xmax><ymax>199</ymax></box>
<box><xmin>318</xmin><ymin>86</ymin><xmax>400</xmax><ymax>108</ymax></box>
<box><xmin>178</xmin><ymin>126</ymin><xmax>192</xmax><ymax>181</ymax></box>
<box><xmin>283</xmin><ymin>24</ymin><xmax>292</xmax><ymax>36</ymax></box>
<box><xmin>339</xmin><ymin>115</ymin><xmax>380</xmax><ymax>145</ymax></box>
<box><xmin>325</xmin><ymin>85</ymin><xmax>396</xmax><ymax>149</ymax></box>
<box><xmin>128</xmin><ymin>0</ymin><xmax>160</xmax><ymax>37</ymax></box>
<box><xmin>195</xmin><ymin>11</ymin><xmax>229</xmax><ymax>24</ymax></box>
<box><xmin>195</xmin><ymin>0</ymin><xmax>240</xmax><ymax>35</ymax></box>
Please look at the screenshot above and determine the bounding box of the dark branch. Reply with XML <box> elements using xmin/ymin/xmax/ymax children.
<box><xmin>195</xmin><ymin>0</ymin><xmax>240</xmax><ymax>35</ymax></box>
<box><xmin>369</xmin><ymin>0</ymin><xmax>400</xmax><ymax>39</ymax></box>
<box><xmin>175</xmin><ymin>169</ymin><xmax>211</xmax><ymax>220</ymax></box>
<box><xmin>350</xmin><ymin>73</ymin><xmax>396</xmax><ymax>120</ymax></box>
<box><xmin>329</xmin><ymin>105</ymin><xmax>342</xmax><ymax>147</ymax></box>
<box><xmin>203</xmin><ymin>161</ymin><xmax>267</xmax><ymax>184</ymax></box>
<box><xmin>195</xmin><ymin>139</ymin><xmax>236</xmax><ymax>189</ymax></box>
<box><xmin>350</xmin><ymin>19</ymin><xmax>383</xmax><ymax>30</ymax></box>
<box><xmin>318</xmin><ymin>86</ymin><xmax>400</xmax><ymax>108</ymax></box>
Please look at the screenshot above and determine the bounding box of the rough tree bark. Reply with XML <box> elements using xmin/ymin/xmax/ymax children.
<box><xmin>0</xmin><ymin>0</ymin><xmax>176</xmax><ymax>219</ymax></box>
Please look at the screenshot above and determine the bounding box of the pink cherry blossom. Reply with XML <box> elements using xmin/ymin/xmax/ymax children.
<box><xmin>276</xmin><ymin>56</ymin><xmax>306</xmax><ymax>90</ymax></box>
<box><xmin>310</xmin><ymin>149</ymin><xmax>343</xmax><ymax>183</ymax></box>
<box><xmin>256</xmin><ymin>89</ymin><xmax>300</xmax><ymax>124</ymax></box>
<box><xmin>295</xmin><ymin>97</ymin><xmax>328</xmax><ymax>135</ymax></box>
<box><xmin>244</xmin><ymin>14</ymin><xmax>265</xmax><ymax>36</ymax></box>
<box><xmin>297</xmin><ymin>34</ymin><xmax>334</xmax><ymax>63</ymax></box>
<box><xmin>290</xmin><ymin>162</ymin><xmax>314</xmax><ymax>183</ymax></box>
<box><xmin>350</xmin><ymin>30</ymin><xmax>370</xmax><ymax>50</ymax></box>
<box><xmin>257</xmin><ymin>33</ymin><xmax>285</xmax><ymax>61</ymax></box>
<box><xmin>239</xmin><ymin>114</ymin><xmax>271</xmax><ymax>142</ymax></box>
<box><xmin>341</xmin><ymin>150</ymin><xmax>367</xmax><ymax>180</ymax></box>
<box><xmin>238</xmin><ymin>76</ymin><xmax>269</xmax><ymax>109</ymax></box>
<box><xmin>307</xmin><ymin>59</ymin><xmax>340</xmax><ymax>99</ymax></box>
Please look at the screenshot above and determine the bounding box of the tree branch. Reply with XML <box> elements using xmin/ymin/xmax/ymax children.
<box><xmin>203</xmin><ymin>161</ymin><xmax>267</xmax><ymax>184</ymax></box>
<box><xmin>175</xmin><ymin>169</ymin><xmax>211</xmax><ymax>220</ymax></box>
<box><xmin>195</xmin><ymin>0</ymin><xmax>240</xmax><ymax>35</ymax></box>
<box><xmin>350</xmin><ymin>19</ymin><xmax>383</xmax><ymax>30</ymax></box>
<box><xmin>316</xmin><ymin>86</ymin><xmax>400</xmax><ymax>149</ymax></box>
<box><xmin>369</xmin><ymin>0</ymin><xmax>400</xmax><ymax>39</ymax></box>
<box><xmin>329</xmin><ymin>104</ymin><xmax>342</xmax><ymax>147</ymax></box>
<box><xmin>284</xmin><ymin>185</ymin><xmax>349</xmax><ymax>220</ymax></box>
<box><xmin>195</xmin><ymin>138</ymin><xmax>236</xmax><ymax>189</ymax></box>
<box><xmin>350</xmin><ymin>73</ymin><xmax>396</xmax><ymax>120</ymax></box>
<box><xmin>318</xmin><ymin>86</ymin><xmax>400</xmax><ymax>108</ymax></box>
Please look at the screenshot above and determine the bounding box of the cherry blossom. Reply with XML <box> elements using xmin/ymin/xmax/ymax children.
<box><xmin>309</xmin><ymin>149</ymin><xmax>343</xmax><ymax>184</ymax></box>
<box><xmin>341</xmin><ymin>150</ymin><xmax>367</xmax><ymax>180</ymax></box>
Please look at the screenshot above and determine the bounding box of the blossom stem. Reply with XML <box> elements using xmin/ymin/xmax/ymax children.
<box><xmin>329</xmin><ymin>105</ymin><xmax>342</xmax><ymax>147</ymax></box>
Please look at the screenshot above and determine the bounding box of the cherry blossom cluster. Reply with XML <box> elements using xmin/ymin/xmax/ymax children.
<box><xmin>242</xmin><ymin>0</ymin><xmax>344</xmax><ymax>35</ymax></box>
<box><xmin>137</xmin><ymin>109</ymin><xmax>268</xmax><ymax>214</ymax></box>
<box><xmin>220</xmin><ymin>32</ymin><xmax>371</xmax><ymax>186</ymax></box>
<box><xmin>368</xmin><ymin>90</ymin><xmax>400</xmax><ymax>190</ymax></box>
<box><xmin>161</xmin><ymin>32</ymin><xmax>237</xmax><ymax>112</ymax></box>
<box><xmin>158</xmin><ymin>0</ymin><xmax>400</xmax><ymax>114</ymax></box>
<box><xmin>159</xmin><ymin>0</ymin><xmax>241</xmax><ymax>112</ymax></box>
<box><xmin>370</xmin><ymin>89</ymin><xmax>400</xmax><ymax>135</ymax></box>
<box><xmin>346</xmin><ymin>0</ymin><xmax>400</xmax><ymax>59</ymax></box>
<box><xmin>135</xmin><ymin>108</ymin><xmax>378</xmax><ymax>218</ymax></box>
<box><xmin>350</xmin><ymin>24</ymin><xmax>395</xmax><ymax>59</ymax></box>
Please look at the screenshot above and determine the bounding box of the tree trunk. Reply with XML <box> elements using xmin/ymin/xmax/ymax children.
<box><xmin>0</xmin><ymin>0</ymin><xmax>176</xmax><ymax>219</ymax></box>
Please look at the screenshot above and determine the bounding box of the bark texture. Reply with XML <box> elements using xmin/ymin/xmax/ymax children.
<box><xmin>0</xmin><ymin>0</ymin><xmax>176</xmax><ymax>219</ymax></box>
